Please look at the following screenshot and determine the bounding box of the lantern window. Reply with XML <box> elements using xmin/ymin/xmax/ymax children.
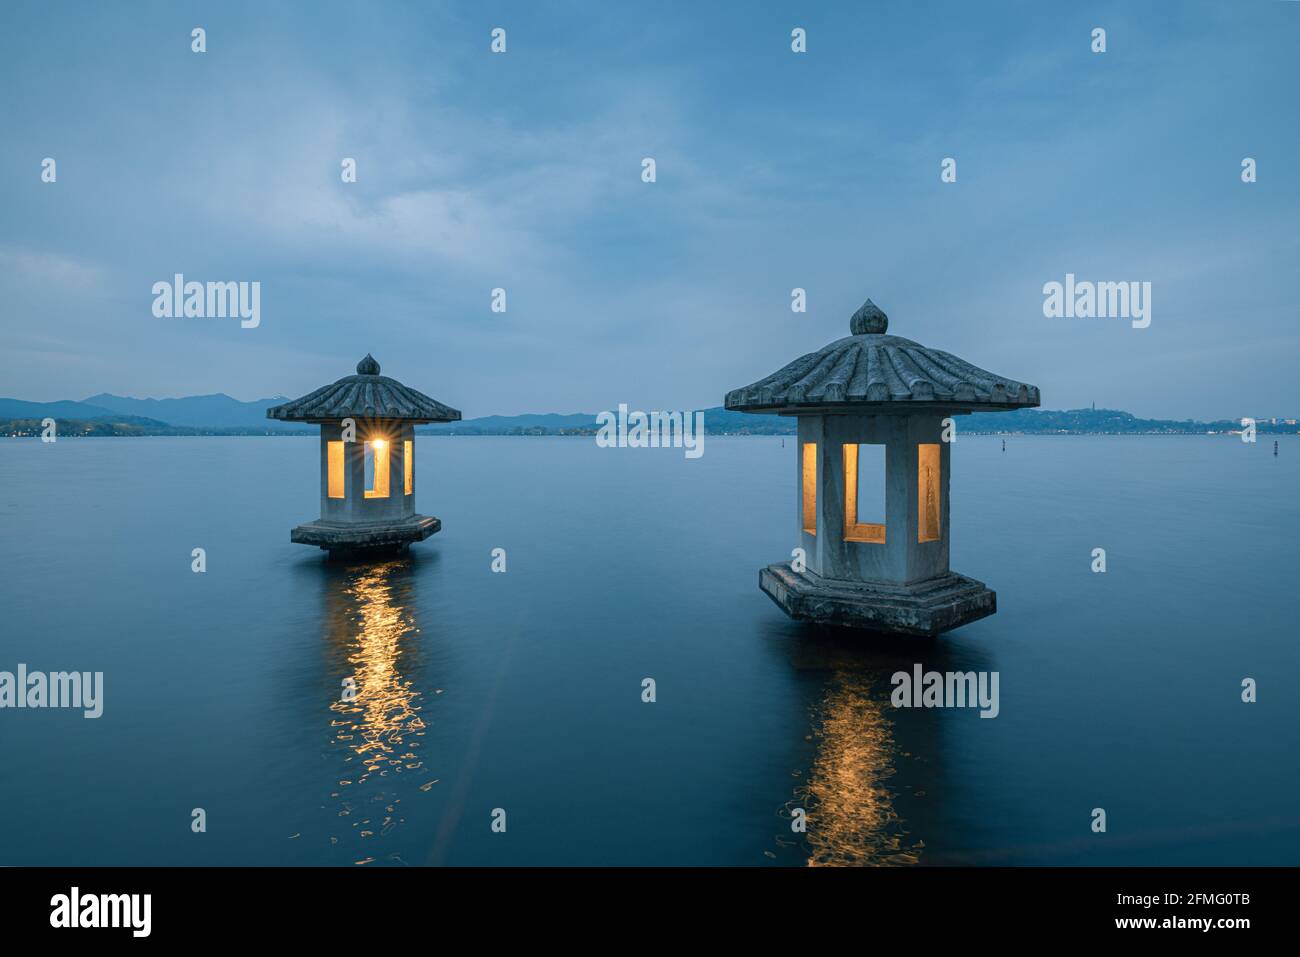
<box><xmin>843</xmin><ymin>443</ymin><xmax>886</xmax><ymax>543</ymax></box>
<box><xmin>801</xmin><ymin>443</ymin><xmax>817</xmax><ymax>535</ymax></box>
<box><xmin>918</xmin><ymin>444</ymin><xmax>941</xmax><ymax>542</ymax></box>
<box><xmin>327</xmin><ymin>441</ymin><xmax>345</xmax><ymax>499</ymax></box>
<box><xmin>364</xmin><ymin>439</ymin><xmax>390</xmax><ymax>499</ymax></box>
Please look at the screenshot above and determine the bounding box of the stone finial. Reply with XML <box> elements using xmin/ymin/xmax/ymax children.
<box><xmin>850</xmin><ymin>299</ymin><xmax>888</xmax><ymax>335</ymax></box>
<box><xmin>356</xmin><ymin>354</ymin><xmax>381</xmax><ymax>375</ymax></box>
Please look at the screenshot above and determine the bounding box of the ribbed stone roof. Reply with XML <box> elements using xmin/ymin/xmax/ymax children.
<box><xmin>266</xmin><ymin>355</ymin><xmax>461</xmax><ymax>423</ymax></box>
<box><xmin>725</xmin><ymin>299</ymin><xmax>1040</xmax><ymax>414</ymax></box>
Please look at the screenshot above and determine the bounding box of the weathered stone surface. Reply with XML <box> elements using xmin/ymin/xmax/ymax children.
<box><xmin>849</xmin><ymin>298</ymin><xmax>890</xmax><ymax>335</ymax></box>
<box><xmin>725</xmin><ymin>298</ymin><xmax>1040</xmax><ymax>415</ymax></box>
<box><xmin>267</xmin><ymin>354</ymin><xmax>461</xmax><ymax>424</ymax></box>
<box><xmin>291</xmin><ymin>514</ymin><xmax>441</xmax><ymax>556</ymax></box>
<box><xmin>759</xmin><ymin>563</ymin><xmax>996</xmax><ymax>637</ymax></box>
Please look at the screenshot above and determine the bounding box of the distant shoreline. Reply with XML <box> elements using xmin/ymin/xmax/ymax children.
<box><xmin>3</xmin><ymin>428</ymin><xmax>1295</xmax><ymax>440</ymax></box>
<box><xmin>2</xmin><ymin>405</ymin><xmax>1295</xmax><ymax>439</ymax></box>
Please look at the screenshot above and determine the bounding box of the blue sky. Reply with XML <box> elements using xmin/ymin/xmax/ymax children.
<box><xmin>1</xmin><ymin>0</ymin><xmax>1297</xmax><ymax>418</ymax></box>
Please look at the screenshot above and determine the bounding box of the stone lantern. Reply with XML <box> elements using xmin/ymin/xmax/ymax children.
<box><xmin>267</xmin><ymin>354</ymin><xmax>461</xmax><ymax>559</ymax></box>
<box><xmin>724</xmin><ymin>299</ymin><xmax>1040</xmax><ymax>636</ymax></box>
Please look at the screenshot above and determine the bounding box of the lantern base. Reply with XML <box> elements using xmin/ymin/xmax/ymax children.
<box><xmin>759</xmin><ymin>564</ymin><xmax>995</xmax><ymax>637</ymax></box>
<box><xmin>290</xmin><ymin>514</ymin><xmax>441</xmax><ymax>559</ymax></box>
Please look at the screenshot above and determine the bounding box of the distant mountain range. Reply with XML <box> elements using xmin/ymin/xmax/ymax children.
<box><xmin>83</xmin><ymin>392</ymin><xmax>308</xmax><ymax>429</ymax></box>
<box><xmin>0</xmin><ymin>393</ymin><xmax>310</xmax><ymax>433</ymax></box>
<box><xmin>0</xmin><ymin>393</ymin><xmax>1295</xmax><ymax>436</ymax></box>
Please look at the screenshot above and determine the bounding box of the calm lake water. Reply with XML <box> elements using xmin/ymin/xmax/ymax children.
<box><xmin>1</xmin><ymin>434</ymin><xmax>1297</xmax><ymax>866</ymax></box>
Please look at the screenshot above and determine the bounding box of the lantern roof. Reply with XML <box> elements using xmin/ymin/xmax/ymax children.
<box><xmin>724</xmin><ymin>299</ymin><xmax>1040</xmax><ymax>415</ymax></box>
<box><xmin>266</xmin><ymin>354</ymin><xmax>462</xmax><ymax>424</ymax></box>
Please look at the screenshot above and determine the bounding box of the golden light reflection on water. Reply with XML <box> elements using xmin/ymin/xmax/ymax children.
<box><xmin>323</xmin><ymin>560</ymin><xmax>432</xmax><ymax>851</ymax></box>
<box><xmin>793</xmin><ymin>671</ymin><xmax>920</xmax><ymax>867</ymax></box>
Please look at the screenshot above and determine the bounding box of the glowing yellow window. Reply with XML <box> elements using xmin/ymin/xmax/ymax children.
<box><xmin>801</xmin><ymin>443</ymin><xmax>817</xmax><ymax>535</ymax></box>
<box><xmin>918</xmin><ymin>444</ymin><xmax>941</xmax><ymax>542</ymax></box>
<box><xmin>327</xmin><ymin>441</ymin><xmax>345</xmax><ymax>499</ymax></box>
<box><xmin>843</xmin><ymin>444</ymin><xmax>886</xmax><ymax>543</ymax></box>
<box><xmin>404</xmin><ymin>440</ymin><xmax>413</xmax><ymax>495</ymax></box>
<box><xmin>364</xmin><ymin>439</ymin><xmax>390</xmax><ymax>498</ymax></box>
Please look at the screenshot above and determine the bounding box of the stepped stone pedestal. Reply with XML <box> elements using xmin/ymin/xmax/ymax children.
<box><xmin>759</xmin><ymin>563</ymin><xmax>996</xmax><ymax>637</ymax></box>
<box><xmin>291</xmin><ymin>515</ymin><xmax>441</xmax><ymax>559</ymax></box>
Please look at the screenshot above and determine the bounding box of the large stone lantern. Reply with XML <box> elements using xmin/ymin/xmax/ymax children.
<box><xmin>267</xmin><ymin>354</ymin><xmax>461</xmax><ymax>559</ymax></box>
<box><xmin>724</xmin><ymin>299</ymin><xmax>1040</xmax><ymax>636</ymax></box>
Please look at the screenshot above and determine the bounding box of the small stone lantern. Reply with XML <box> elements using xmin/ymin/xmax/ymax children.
<box><xmin>267</xmin><ymin>354</ymin><xmax>461</xmax><ymax>559</ymax></box>
<box><xmin>725</xmin><ymin>299</ymin><xmax>1040</xmax><ymax>636</ymax></box>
